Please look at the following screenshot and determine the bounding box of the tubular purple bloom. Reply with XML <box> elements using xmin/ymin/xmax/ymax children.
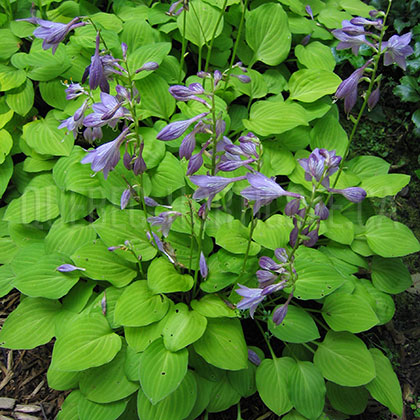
<box><xmin>189</xmin><ymin>83</ymin><xmax>205</xmax><ymax>94</ymax></box>
<box><xmin>147</xmin><ymin>231</ymin><xmax>175</xmax><ymax>263</ymax></box>
<box><xmin>382</xmin><ymin>33</ymin><xmax>413</xmax><ymax>70</ymax></box>
<box><xmin>261</xmin><ymin>281</ymin><xmax>287</xmax><ymax>296</ymax></box>
<box><xmin>335</xmin><ymin>62</ymin><xmax>371</xmax><ymax>114</ymax></box>
<box><xmin>368</xmin><ymin>86</ymin><xmax>380</xmax><ymax>110</ymax></box>
<box><xmin>256</xmin><ymin>270</ymin><xmax>277</xmax><ymax>287</ymax></box>
<box><xmin>58</xmin><ymin>100</ymin><xmax>88</xmax><ymax>138</ymax></box>
<box><xmin>214</xmin><ymin>70</ymin><xmax>223</xmax><ymax>86</ymax></box>
<box><xmin>83</xmin><ymin>127</ymin><xmax>103</xmax><ymax>142</ymax></box>
<box><xmin>147</xmin><ymin>211</ymin><xmax>182</xmax><ymax>237</ymax></box>
<box><xmin>65</xmin><ymin>82</ymin><xmax>86</xmax><ymax>100</ymax></box>
<box><xmin>179</xmin><ymin>132</ymin><xmax>197</xmax><ymax>160</ymax></box>
<box><xmin>241</xmin><ymin>172</ymin><xmax>301</xmax><ymax>202</ymax></box>
<box><xmin>314</xmin><ymin>201</ymin><xmax>329</xmax><ymax>220</ymax></box>
<box><xmin>350</xmin><ymin>17</ymin><xmax>383</xmax><ymax>29</ymax></box>
<box><xmin>232</xmin><ymin>74</ymin><xmax>251</xmax><ymax>83</ymax></box>
<box><xmin>272</xmin><ymin>304</ymin><xmax>288</xmax><ymax>325</ymax></box>
<box><xmin>330</xmin><ymin>187</ymin><xmax>367</xmax><ymax>202</ymax></box>
<box><xmin>301</xmin><ymin>34</ymin><xmax>311</xmax><ymax>46</ymax></box>
<box><xmin>305</xmin><ymin>5</ymin><xmax>314</xmax><ymax>19</ymax></box>
<box><xmin>81</xmin><ymin>127</ymin><xmax>130</xmax><ymax>179</ymax></box>
<box><xmin>190</xmin><ymin>175</ymin><xmax>246</xmax><ymax>205</ymax></box>
<box><xmin>121</xmin><ymin>42</ymin><xmax>128</xmax><ymax>59</ymax></box>
<box><xmin>274</xmin><ymin>248</ymin><xmax>288</xmax><ymax>263</ymax></box>
<box><xmin>303</xmin><ymin>227</ymin><xmax>319</xmax><ymax>247</ymax></box>
<box><xmin>248</xmin><ymin>349</ymin><xmax>261</xmax><ymax>366</ymax></box>
<box><xmin>235</xmin><ymin>284</ymin><xmax>265</xmax><ymax>318</ymax></box>
<box><xmin>285</xmin><ymin>198</ymin><xmax>301</xmax><ymax>216</ymax></box>
<box><xmin>56</xmin><ymin>264</ymin><xmax>85</xmax><ymax>272</ymax></box>
<box><xmin>135</xmin><ymin>61</ymin><xmax>159</xmax><ymax>73</ymax></box>
<box><xmin>199</xmin><ymin>252</ymin><xmax>208</xmax><ymax>278</ymax></box>
<box><xmin>88</xmin><ymin>32</ymin><xmax>109</xmax><ymax>93</ymax></box>
<box><xmin>332</xmin><ymin>20</ymin><xmax>375</xmax><ymax>55</ymax></box>
<box><xmin>144</xmin><ymin>197</ymin><xmax>171</xmax><ymax>208</ymax></box>
<box><xmin>156</xmin><ymin>112</ymin><xmax>209</xmax><ymax>141</ymax></box>
<box><xmin>120</xmin><ymin>188</ymin><xmax>131</xmax><ymax>210</ymax></box>
<box><xmin>21</xmin><ymin>17</ymin><xmax>85</xmax><ymax>54</ymax></box>
<box><xmin>290</xmin><ymin>226</ymin><xmax>299</xmax><ymax>247</ymax></box>
<box><xmin>259</xmin><ymin>256</ymin><xmax>282</xmax><ymax>271</ymax></box>
<box><xmin>186</xmin><ymin>152</ymin><xmax>204</xmax><ymax>175</ymax></box>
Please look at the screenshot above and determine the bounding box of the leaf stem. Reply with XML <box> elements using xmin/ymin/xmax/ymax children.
<box><xmin>255</xmin><ymin>319</ymin><xmax>276</xmax><ymax>359</ymax></box>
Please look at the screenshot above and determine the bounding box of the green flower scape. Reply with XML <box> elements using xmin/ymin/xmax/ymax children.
<box><xmin>0</xmin><ymin>0</ymin><xmax>419</xmax><ymax>419</ymax></box>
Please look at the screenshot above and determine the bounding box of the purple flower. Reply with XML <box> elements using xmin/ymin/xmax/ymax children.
<box><xmin>259</xmin><ymin>256</ymin><xmax>282</xmax><ymax>271</ymax></box>
<box><xmin>235</xmin><ymin>284</ymin><xmax>265</xmax><ymax>318</ymax></box>
<box><xmin>135</xmin><ymin>62</ymin><xmax>159</xmax><ymax>73</ymax></box>
<box><xmin>120</xmin><ymin>188</ymin><xmax>131</xmax><ymax>210</ymax></box>
<box><xmin>156</xmin><ymin>113</ymin><xmax>209</xmax><ymax>141</ymax></box>
<box><xmin>58</xmin><ymin>101</ymin><xmax>88</xmax><ymax>138</ymax></box>
<box><xmin>382</xmin><ymin>33</ymin><xmax>413</xmax><ymax>70</ymax></box>
<box><xmin>167</xmin><ymin>0</ymin><xmax>184</xmax><ymax>16</ymax></box>
<box><xmin>56</xmin><ymin>264</ymin><xmax>86</xmax><ymax>272</ymax></box>
<box><xmin>284</xmin><ymin>198</ymin><xmax>301</xmax><ymax>216</ymax></box>
<box><xmin>256</xmin><ymin>270</ymin><xmax>277</xmax><ymax>287</ymax></box>
<box><xmin>147</xmin><ymin>231</ymin><xmax>175</xmax><ymax>263</ymax></box>
<box><xmin>248</xmin><ymin>349</ymin><xmax>261</xmax><ymax>366</ymax></box>
<box><xmin>147</xmin><ymin>211</ymin><xmax>182</xmax><ymax>237</ymax></box>
<box><xmin>186</xmin><ymin>152</ymin><xmax>204</xmax><ymax>175</ymax></box>
<box><xmin>314</xmin><ymin>201</ymin><xmax>329</xmax><ymax>220</ymax></box>
<box><xmin>82</xmin><ymin>33</ymin><xmax>124</xmax><ymax>93</ymax></box>
<box><xmin>144</xmin><ymin>197</ymin><xmax>172</xmax><ymax>208</ymax></box>
<box><xmin>335</xmin><ymin>61</ymin><xmax>372</xmax><ymax>114</ymax></box>
<box><xmin>350</xmin><ymin>17</ymin><xmax>383</xmax><ymax>29</ymax></box>
<box><xmin>169</xmin><ymin>84</ymin><xmax>209</xmax><ymax>107</ymax></box>
<box><xmin>81</xmin><ymin>127</ymin><xmax>130</xmax><ymax>179</ymax></box>
<box><xmin>83</xmin><ymin>92</ymin><xmax>129</xmax><ymax>128</ymax></box>
<box><xmin>305</xmin><ymin>5</ymin><xmax>314</xmax><ymax>19</ymax></box>
<box><xmin>241</xmin><ymin>172</ymin><xmax>301</xmax><ymax>214</ymax></box>
<box><xmin>199</xmin><ymin>252</ymin><xmax>208</xmax><ymax>278</ymax></box>
<box><xmin>190</xmin><ymin>175</ymin><xmax>246</xmax><ymax>207</ymax></box>
<box><xmin>368</xmin><ymin>86</ymin><xmax>380</xmax><ymax>110</ymax></box>
<box><xmin>20</xmin><ymin>17</ymin><xmax>85</xmax><ymax>54</ymax></box>
<box><xmin>272</xmin><ymin>304</ymin><xmax>289</xmax><ymax>325</ymax></box>
<box><xmin>64</xmin><ymin>82</ymin><xmax>86</xmax><ymax>100</ymax></box>
<box><xmin>332</xmin><ymin>20</ymin><xmax>374</xmax><ymax>55</ymax></box>
<box><xmin>232</xmin><ymin>74</ymin><xmax>251</xmax><ymax>83</ymax></box>
<box><xmin>299</xmin><ymin>149</ymin><xmax>342</xmax><ymax>183</ymax></box>
<box><xmin>329</xmin><ymin>187</ymin><xmax>367</xmax><ymax>202</ymax></box>
<box><xmin>83</xmin><ymin>127</ymin><xmax>103</xmax><ymax>142</ymax></box>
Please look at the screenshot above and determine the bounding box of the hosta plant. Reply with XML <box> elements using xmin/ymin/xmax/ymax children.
<box><xmin>0</xmin><ymin>0</ymin><xmax>419</xmax><ymax>419</ymax></box>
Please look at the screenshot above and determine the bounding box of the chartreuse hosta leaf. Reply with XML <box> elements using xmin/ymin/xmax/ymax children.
<box><xmin>4</xmin><ymin>185</ymin><xmax>60</xmax><ymax>224</ymax></box>
<box><xmin>79</xmin><ymin>344</ymin><xmax>139</xmax><ymax>403</ymax></box>
<box><xmin>177</xmin><ymin>0</ymin><xmax>223</xmax><ymax>47</ymax></box>
<box><xmin>256</xmin><ymin>357</ymin><xmax>294</xmax><ymax>416</ymax></box>
<box><xmin>114</xmin><ymin>280</ymin><xmax>170</xmax><ymax>327</ymax></box>
<box><xmin>93</xmin><ymin>208</ymin><xmax>156</xmax><ymax>263</ymax></box>
<box><xmin>314</xmin><ymin>331</ymin><xmax>376</xmax><ymax>386</ymax></box>
<box><xmin>322</xmin><ymin>292</ymin><xmax>379</xmax><ymax>333</ymax></box>
<box><xmin>371</xmin><ymin>256</ymin><xmax>412</xmax><ymax>294</ymax></box>
<box><xmin>0</xmin><ymin>265</ymin><xmax>14</xmax><ymax>297</ymax></box>
<box><xmin>268</xmin><ymin>305</ymin><xmax>320</xmax><ymax>343</ymax></box>
<box><xmin>364</xmin><ymin>215</ymin><xmax>420</xmax><ymax>257</ymax></box>
<box><xmin>253</xmin><ymin>214</ymin><xmax>294</xmax><ymax>250</ymax></box>
<box><xmin>289</xmin><ymin>361</ymin><xmax>326</xmax><ymax>420</ymax></box>
<box><xmin>78</xmin><ymin>396</ymin><xmax>127</xmax><ymax>420</ymax></box>
<box><xmin>57</xmin><ymin>190</ymin><xmax>96</xmax><ymax>223</ymax></box>
<box><xmin>47</xmin><ymin>363</ymin><xmax>80</xmax><ymax>391</ymax></box>
<box><xmin>22</xmin><ymin>111</ymin><xmax>73</xmax><ymax>156</ymax></box>
<box><xmin>185</xmin><ymin>374</ymin><xmax>213</xmax><ymax>420</ymax></box>
<box><xmin>244</xmin><ymin>100</ymin><xmax>308</xmax><ymax>136</ymax></box>
<box><xmin>137</xmin><ymin>370</ymin><xmax>197</xmax><ymax>420</ymax></box>
<box><xmin>0</xmin><ymin>64</ymin><xmax>26</xmax><ymax>91</ymax></box>
<box><xmin>6</xmin><ymin>79</ymin><xmax>34</xmax><ymax>116</ymax></box>
<box><xmin>139</xmin><ymin>337</ymin><xmax>188</xmax><ymax>404</ymax></box>
<box><xmin>360</xmin><ymin>174</ymin><xmax>410</xmax><ymax>198</ymax></box>
<box><xmin>0</xmin><ymin>297</ymin><xmax>61</xmax><ymax>349</ymax></box>
<box><xmin>89</xmin><ymin>287</ymin><xmax>124</xmax><ymax>329</ymax></box>
<box><xmin>56</xmin><ymin>390</ymin><xmax>81</xmax><ymax>420</ymax></box>
<box><xmin>326</xmin><ymin>382</ymin><xmax>369</xmax><ymax>415</ymax></box>
<box><xmin>191</xmin><ymin>294</ymin><xmax>238</xmax><ymax>318</ymax></box>
<box><xmin>53</xmin><ymin>146</ymin><xmax>105</xmax><ymax>199</ymax></box>
<box><xmin>310</xmin><ymin>113</ymin><xmax>348</xmax><ymax>157</ymax></box>
<box><xmin>71</xmin><ymin>239</ymin><xmax>137</xmax><ymax>288</ymax></box>
<box><xmin>125</xmin><ymin>315</ymin><xmax>169</xmax><ymax>352</ymax></box>
<box><xmin>0</xmin><ymin>155</ymin><xmax>13</xmax><ymax>198</ymax></box>
<box><xmin>227</xmin><ymin>349</ymin><xmax>260</xmax><ymax>398</ymax></box>
<box><xmin>149</xmin><ymin>152</ymin><xmax>186</xmax><ymax>197</ymax></box>
<box><xmin>193</xmin><ymin>318</ymin><xmax>248</xmax><ymax>371</ymax></box>
<box><xmin>289</xmin><ymin>69</ymin><xmax>342</xmax><ymax>102</ymax></box>
<box><xmin>260</xmin><ymin>142</ymin><xmax>296</xmax><ymax>177</ymax></box>
<box><xmin>295</xmin><ymin>41</ymin><xmax>336</xmax><ymax>71</ymax></box>
<box><xmin>365</xmin><ymin>348</ymin><xmax>403</xmax><ymax>416</ymax></box>
<box><xmin>347</xmin><ymin>155</ymin><xmax>390</xmax><ymax>177</ymax></box>
<box><xmin>216</xmin><ymin>220</ymin><xmax>261</xmax><ymax>255</ymax></box>
<box><xmin>162</xmin><ymin>303</ymin><xmax>207</xmax><ymax>352</ymax></box>
<box><xmin>52</xmin><ymin>313</ymin><xmax>122</xmax><ymax>371</ymax></box>
<box><xmin>12</xmin><ymin>247</ymin><xmax>79</xmax><ymax>299</ymax></box>
<box><xmin>45</xmin><ymin>219</ymin><xmax>97</xmax><ymax>255</ymax></box>
<box><xmin>206</xmin><ymin>374</ymin><xmax>241</xmax><ymax>413</ymax></box>
<box><xmin>148</xmin><ymin>258</ymin><xmax>193</xmax><ymax>293</ymax></box>
<box><xmin>352</xmin><ymin>279</ymin><xmax>395</xmax><ymax>325</ymax></box>
<box><xmin>0</xmin><ymin>129</ymin><xmax>13</xmax><ymax>164</ymax></box>
<box><xmin>246</xmin><ymin>3</ymin><xmax>290</xmax><ymax>65</ymax></box>
<box><xmin>293</xmin><ymin>248</ymin><xmax>348</xmax><ymax>300</ymax></box>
